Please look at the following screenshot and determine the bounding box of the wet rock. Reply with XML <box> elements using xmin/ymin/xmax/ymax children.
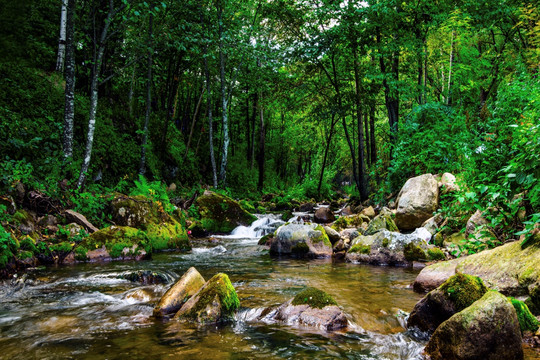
<box><xmin>364</xmin><ymin>212</ymin><xmax>398</xmax><ymax>236</ymax></box>
<box><xmin>360</xmin><ymin>206</ymin><xmax>376</xmax><ymax>219</ymax></box>
<box><xmin>125</xmin><ymin>287</ymin><xmax>157</xmax><ymax>303</ymax></box>
<box><xmin>64</xmin><ymin>209</ymin><xmax>99</xmax><ymax>233</ymax></box>
<box><xmin>407</xmin><ymin>274</ymin><xmax>488</xmax><ymax>334</ymax></box>
<box><xmin>257</xmin><ymin>234</ymin><xmax>273</xmax><ymax>246</ymax></box>
<box><xmin>265</xmin><ymin>287</ymin><xmax>347</xmax><ymax>331</ymax></box>
<box><xmin>174</xmin><ymin>273</ymin><xmax>240</xmax><ymax>324</ymax></box>
<box><xmin>331</xmin><ymin>214</ymin><xmax>368</xmax><ymax>231</ymax></box>
<box><xmin>314</xmin><ymin>207</ymin><xmax>335</xmax><ymax>224</ymax></box>
<box><xmin>424</xmin><ymin>291</ymin><xmax>523</xmax><ymax>360</ymax></box>
<box><xmin>122</xmin><ymin>270</ymin><xmax>169</xmax><ymax>285</ymax></box>
<box><xmin>395</xmin><ymin>174</ymin><xmax>439</xmax><ymax>231</ymax></box>
<box><xmin>323</xmin><ymin>226</ymin><xmax>340</xmax><ymax>244</ymax></box>
<box><xmin>413</xmin><ymin>240</ymin><xmax>540</xmax><ymax>296</ymax></box>
<box><xmin>346</xmin><ymin>228</ymin><xmax>432</xmax><ymax>266</ymax></box>
<box><xmin>195</xmin><ymin>191</ymin><xmax>257</xmax><ymax>233</ymax></box>
<box><xmin>270</xmin><ymin>223</ymin><xmax>332</xmax><ymax>258</ymax></box>
<box><xmin>153</xmin><ymin>267</ymin><xmax>206</xmax><ymax>318</ymax></box>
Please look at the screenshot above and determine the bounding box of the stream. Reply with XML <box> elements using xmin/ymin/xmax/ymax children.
<box><xmin>0</xmin><ymin>214</ymin><xmax>429</xmax><ymax>359</ymax></box>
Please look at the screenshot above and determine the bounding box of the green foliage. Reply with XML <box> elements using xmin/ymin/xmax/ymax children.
<box><xmin>71</xmin><ymin>190</ymin><xmax>113</xmax><ymax>228</ymax></box>
<box><xmin>0</xmin><ymin>224</ymin><xmax>17</xmax><ymax>268</ymax></box>
<box><xmin>131</xmin><ymin>175</ymin><xmax>174</xmax><ymax>213</ymax></box>
<box><xmin>292</xmin><ymin>287</ymin><xmax>338</xmax><ymax>309</ymax></box>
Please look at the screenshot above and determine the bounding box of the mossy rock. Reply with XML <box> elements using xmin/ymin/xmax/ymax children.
<box><xmin>258</xmin><ymin>234</ymin><xmax>273</xmax><ymax>246</ymax></box>
<box><xmin>270</xmin><ymin>223</ymin><xmax>333</xmax><ymax>258</ymax></box>
<box><xmin>188</xmin><ymin>220</ymin><xmax>207</xmax><ymax>237</ymax></box>
<box><xmin>146</xmin><ymin>221</ymin><xmax>190</xmax><ymax>251</ymax></box>
<box><xmin>292</xmin><ymin>287</ymin><xmax>338</xmax><ymax>309</ymax></box>
<box><xmin>404</xmin><ymin>243</ymin><xmax>427</xmax><ymax>261</ymax></box>
<box><xmin>348</xmin><ymin>243</ymin><xmax>371</xmax><ymax>254</ymax></box>
<box><xmin>331</xmin><ymin>214</ymin><xmax>367</xmax><ymax>231</ymax></box>
<box><xmin>509</xmin><ymin>297</ymin><xmax>540</xmax><ymax>333</ymax></box>
<box><xmin>174</xmin><ymin>273</ymin><xmax>240</xmax><ymax>323</ymax></box>
<box><xmin>364</xmin><ymin>213</ymin><xmax>398</xmax><ymax>236</ymax></box>
<box><xmin>439</xmin><ymin>273</ymin><xmax>488</xmax><ymax>312</ymax></box>
<box><xmin>427</xmin><ymin>247</ymin><xmax>446</xmax><ymax>261</ymax></box>
<box><xmin>195</xmin><ymin>191</ymin><xmax>257</xmax><ymax>233</ymax></box>
<box><xmin>110</xmin><ymin>194</ymin><xmax>165</xmax><ymax>229</ymax></box>
<box><xmin>82</xmin><ymin>226</ymin><xmax>151</xmax><ymax>260</ymax></box>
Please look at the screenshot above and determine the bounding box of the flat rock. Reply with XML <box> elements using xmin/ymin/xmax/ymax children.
<box><xmin>65</xmin><ymin>210</ymin><xmax>99</xmax><ymax>233</ymax></box>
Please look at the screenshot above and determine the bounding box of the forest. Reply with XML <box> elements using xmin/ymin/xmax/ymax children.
<box><xmin>0</xmin><ymin>0</ymin><xmax>539</xmax><ymax>358</ymax></box>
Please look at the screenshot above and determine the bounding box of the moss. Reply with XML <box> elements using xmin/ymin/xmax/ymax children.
<box><xmin>292</xmin><ymin>241</ymin><xmax>309</xmax><ymax>254</ymax></box>
<box><xmin>349</xmin><ymin>243</ymin><xmax>371</xmax><ymax>254</ymax></box>
<box><xmin>440</xmin><ymin>273</ymin><xmax>488</xmax><ymax>312</ymax></box>
<box><xmin>258</xmin><ymin>234</ymin><xmax>272</xmax><ymax>245</ymax></box>
<box><xmin>382</xmin><ymin>238</ymin><xmax>389</xmax><ymax>248</ymax></box>
<box><xmin>428</xmin><ymin>247</ymin><xmax>446</xmax><ymax>261</ymax></box>
<box><xmin>110</xmin><ymin>242</ymin><xmax>133</xmax><ymax>258</ymax></box>
<box><xmin>146</xmin><ymin>220</ymin><xmax>190</xmax><ymax>251</ymax></box>
<box><xmin>313</xmin><ymin>225</ymin><xmax>332</xmax><ymax>247</ymax></box>
<box><xmin>180</xmin><ymin>273</ymin><xmax>240</xmax><ymax>323</ymax></box>
<box><xmin>17</xmin><ymin>250</ymin><xmax>33</xmax><ymax>260</ymax></box>
<box><xmin>239</xmin><ymin>199</ymin><xmax>256</xmax><ymax>213</ymax></box>
<box><xmin>196</xmin><ymin>191</ymin><xmax>256</xmax><ymax>233</ymax></box>
<box><xmin>50</xmin><ymin>241</ymin><xmax>73</xmax><ymax>254</ymax></box>
<box><xmin>19</xmin><ymin>236</ymin><xmax>37</xmax><ymax>254</ymax></box>
<box><xmin>12</xmin><ymin>210</ymin><xmax>33</xmax><ymax>225</ymax></box>
<box><xmin>74</xmin><ymin>246</ymin><xmax>88</xmax><ymax>261</ymax></box>
<box><xmin>404</xmin><ymin>243</ymin><xmax>427</xmax><ymax>261</ymax></box>
<box><xmin>291</xmin><ymin>287</ymin><xmax>338</xmax><ymax>309</ymax></box>
<box><xmin>188</xmin><ymin>220</ymin><xmax>206</xmax><ymax>237</ymax></box>
<box><xmin>86</xmin><ymin>226</ymin><xmax>150</xmax><ymax>256</ymax></box>
<box><xmin>509</xmin><ymin>297</ymin><xmax>540</xmax><ymax>333</ymax></box>
<box><xmin>434</xmin><ymin>232</ymin><xmax>444</xmax><ymax>247</ymax></box>
<box><xmin>332</xmin><ymin>215</ymin><xmax>365</xmax><ymax>231</ymax></box>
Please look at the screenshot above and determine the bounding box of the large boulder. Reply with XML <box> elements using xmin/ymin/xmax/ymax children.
<box><xmin>261</xmin><ymin>287</ymin><xmax>347</xmax><ymax>331</ymax></box>
<box><xmin>407</xmin><ymin>274</ymin><xmax>488</xmax><ymax>334</ymax></box>
<box><xmin>153</xmin><ymin>267</ymin><xmax>206</xmax><ymax>318</ymax></box>
<box><xmin>174</xmin><ymin>273</ymin><xmax>240</xmax><ymax>324</ymax></box>
<box><xmin>424</xmin><ymin>291</ymin><xmax>523</xmax><ymax>360</ymax></box>
<box><xmin>270</xmin><ymin>223</ymin><xmax>332</xmax><ymax>258</ymax></box>
<box><xmin>395</xmin><ymin>174</ymin><xmax>439</xmax><ymax>230</ymax></box>
<box><xmin>346</xmin><ymin>228</ymin><xmax>433</xmax><ymax>266</ymax></box>
<box><xmin>314</xmin><ymin>207</ymin><xmax>336</xmax><ymax>224</ymax></box>
<box><xmin>195</xmin><ymin>191</ymin><xmax>257</xmax><ymax>233</ymax></box>
<box><xmin>413</xmin><ymin>240</ymin><xmax>540</xmax><ymax>296</ymax></box>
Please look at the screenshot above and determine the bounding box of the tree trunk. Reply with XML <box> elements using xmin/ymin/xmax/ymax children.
<box><xmin>377</xmin><ymin>32</ymin><xmax>399</xmax><ymax>147</ymax></box>
<box><xmin>352</xmin><ymin>45</ymin><xmax>368</xmax><ymax>200</ymax></box>
<box><xmin>447</xmin><ymin>30</ymin><xmax>455</xmax><ymax>106</ymax></box>
<box><xmin>317</xmin><ymin>114</ymin><xmax>338</xmax><ymax>198</ymax></box>
<box><xmin>128</xmin><ymin>64</ymin><xmax>136</xmax><ymax>118</ymax></box>
<box><xmin>185</xmin><ymin>87</ymin><xmax>204</xmax><ymax>157</ymax></box>
<box><xmin>62</xmin><ymin>0</ymin><xmax>75</xmax><ymax>161</ymax></box>
<box><xmin>202</xmin><ymin>14</ymin><xmax>218</xmax><ymax>189</ymax></box>
<box><xmin>139</xmin><ymin>11</ymin><xmax>153</xmax><ymax>176</ymax></box>
<box><xmin>370</xmin><ymin>104</ymin><xmax>377</xmax><ymax>166</ymax></box>
<box><xmin>257</xmin><ymin>92</ymin><xmax>265</xmax><ymax>191</ymax></box>
<box><xmin>218</xmin><ymin>1</ymin><xmax>229</xmax><ymax>187</ymax></box>
<box><xmin>56</xmin><ymin>0</ymin><xmax>67</xmax><ymax>72</ymax></box>
<box><xmin>77</xmin><ymin>2</ymin><xmax>115</xmax><ymax>188</ymax></box>
<box><xmin>250</xmin><ymin>92</ymin><xmax>257</xmax><ymax>170</ymax></box>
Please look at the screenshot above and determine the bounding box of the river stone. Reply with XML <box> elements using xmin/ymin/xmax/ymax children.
<box><xmin>323</xmin><ymin>226</ymin><xmax>340</xmax><ymax>244</ymax></box>
<box><xmin>360</xmin><ymin>206</ymin><xmax>376</xmax><ymax>219</ymax></box>
<box><xmin>414</xmin><ymin>240</ymin><xmax>540</xmax><ymax>296</ymax></box>
<box><xmin>263</xmin><ymin>287</ymin><xmax>347</xmax><ymax>331</ymax></box>
<box><xmin>195</xmin><ymin>191</ymin><xmax>257</xmax><ymax>233</ymax></box>
<box><xmin>407</xmin><ymin>274</ymin><xmax>488</xmax><ymax>334</ymax></box>
<box><xmin>346</xmin><ymin>228</ymin><xmax>432</xmax><ymax>266</ymax></box>
<box><xmin>174</xmin><ymin>273</ymin><xmax>240</xmax><ymax>324</ymax></box>
<box><xmin>270</xmin><ymin>223</ymin><xmax>332</xmax><ymax>258</ymax></box>
<box><xmin>424</xmin><ymin>291</ymin><xmax>523</xmax><ymax>360</ymax></box>
<box><xmin>314</xmin><ymin>207</ymin><xmax>335</xmax><ymax>224</ymax></box>
<box><xmin>153</xmin><ymin>267</ymin><xmax>206</xmax><ymax>318</ymax></box>
<box><xmin>364</xmin><ymin>212</ymin><xmax>399</xmax><ymax>236</ymax></box>
<box><xmin>122</xmin><ymin>270</ymin><xmax>169</xmax><ymax>285</ymax></box>
<box><xmin>395</xmin><ymin>174</ymin><xmax>439</xmax><ymax>230</ymax></box>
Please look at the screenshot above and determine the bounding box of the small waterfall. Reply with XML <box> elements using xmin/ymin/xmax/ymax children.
<box><xmin>229</xmin><ymin>214</ymin><xmax>285</xmax><ymax>238</ymax></box>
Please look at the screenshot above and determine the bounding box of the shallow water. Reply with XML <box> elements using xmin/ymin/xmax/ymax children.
<box><xmin>0</xmin><ymin>232</ymin><xmax>535</xmax><ymax>359</ymax></box>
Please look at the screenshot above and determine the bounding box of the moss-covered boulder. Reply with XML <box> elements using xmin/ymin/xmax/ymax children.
<box><xmin>364</xmin><ymin>212</ymin><xmax>398</xmax><ymax>236</ymax></box>
<box><xmin>395</xmin><ymin>174</ymin><xmax>439</xmax><ymax>231</ymax></box>
<box><xmin>110</xmin><ymin>194</ymin><xmax>165</xmax><ymax>229</ymax></box>
<box><xmin>345</xmin><ymin>227</ymin><xmax>432</xmax><ymax>266</ymax></box>
<box><xmin>153</xmin><ymin>267</ymin><xmax>206</xmax><ymax>318</ymax></box>
<box><xmin>413</xmin><ymin>240</ymin><xmax>540</xmax><ymax>296</ymax></box>
<box><xmin>331</xmin><ymin>214</ymin><xmax>369</xmax><ymax>231</ymax></box>
<box><xmin>509</xmin><ymin>297</ymin><xmax>540</xmax><ymax>333</ymax></box>
<box><xmin>268</xmin><ymin>287</ymin><xmax>347</xmax><ymax>331</ymax></box>
<box><xmin>174</xmin><ymin>273</ymin><xmax>240</xmax><ymax>324</ymax></box>
<box><xmin>424</xmin><ymin>291</ymin><xmax>523</xmax><ymax>360</ymax></box>
<box><xmin>407</xmin><ymin>274</ymin><xmax>488</xmax><ymax>334</ymax></box>
<box><xmin>195</xmin><ymin>191</ymin><xmax>256</xmax><ymax>233</ymax></box>
<box><xmin>269</xmin><ymin>223</ymin><xmax>332</xmax><ymax>258</ymax></box>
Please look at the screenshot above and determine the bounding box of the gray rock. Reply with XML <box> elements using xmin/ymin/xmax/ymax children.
<box><xmin>439</xmin><ymin>172</ymin><xmax>459</xmax><ymax>194</ymax></box>
<box><xmin>323</xmin><ymin>226</ymin><xmax>340</xmax><ymax>244</ymax></box>
<box><xmin>395</xmin><ymin>174</ymin><xmax>439</xmax><ymax>230</ymax></box>
<box><xmin>270</xmin><ymin>223</ymin><xmax>332</xmax><ymax>258</ymax></box>
<box><xmin>425</xmin><ymin>291</ymin><xmax>523</xmax><ymax>360</ymax></box>
<box><xmin>65</xmin><ymin>209</ymin><xmax>99</xmax><ymax>233</ymax></box>
<box><xmin>466</xmin><ymin>209</ymin><xmax>489</xmax><ymax>236</ymax></box>
<box><xmin>271</xmin><ymin>299</ymin><xmax>347</xmax><ymax>331</ymax></box>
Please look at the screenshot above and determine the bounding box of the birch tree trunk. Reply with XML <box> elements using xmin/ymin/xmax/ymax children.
<box><xmin>139</xmin><ymin>11</ymin><xmax>153</xmax><ymax>176</ymax></box>
<box><xmin>77</xmin><ymin>2</ymin><xmax>115</xmax><ymax>188</ymax></box>
<box><xmin>218</xmin><ymin>0</ymin><xmax>229</xmax><ymax>187</ymax></box>
<box><xmin>257</xmin><ymin>91</ymin><xmax>265</xmax><ymax>191</ymax></box>
<box><xmin>62</xmin><ymin>0</ymin><xmax>75</xmax><ymax>161</ymax></box>
<box><xmin>56</xmin><ymin>0</ymin><xmax>67</xmax><ymax>72</ymax></box>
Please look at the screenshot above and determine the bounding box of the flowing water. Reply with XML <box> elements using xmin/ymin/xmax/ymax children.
<box><xmin>0</xmin><ymin>215</ymin><xmax>532</xmax><ymax>359</ymax></box>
